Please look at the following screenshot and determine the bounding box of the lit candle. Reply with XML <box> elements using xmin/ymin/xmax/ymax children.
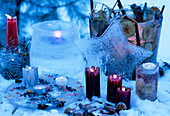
<box><xmin>33</xmin><ymin>85</ymin><xmax>46</xmax><ymax>94</ymax></box>
<box><xmin>94</xmin><ymin>67</ymin><xmax>100</xmax><ymax>97</ymax></box>
<box><xmin>55</xmin><ymin>76</ymin><xmax>68</xmax><ymax>86</ymax></box>
<box><xmin>136</xmin><ymin>61</ymin><xmax>159</xmax><ymax>101</ymax></box>
<box><xmin>5</xmin><ymin>14</ymin><xmax>19</xmax><ymax>49</ymax></box>
<box><xmin>22</xmin><ymin>66</ymin><xmax>39</xmax><ymax>87</ymax></box>
<box><xmin>116</xmin><ymin>86</ymin><xmax>131</xmax><ymax>109</ymax></box>
<box><xmin>85</xmin><ymin>66</ymin><xmax>100</xmax><ymax>99</ymax></box>
<box><xmin>142</xmin><ymin>62</ymin><xmax>156</xmax><ymax>70</ymax></box>
<box><xmin>107</xmin><ymin>74</ymin><xmax>122</xmax><ymax>103</ymax></box>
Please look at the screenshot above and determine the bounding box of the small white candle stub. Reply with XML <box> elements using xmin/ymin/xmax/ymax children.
<box><xmin>55</xmin><ymin>76</ymin><xmax>68</xmax><ymax>86</ymax></box>
<box><xmin>34</xmin><ymin>85</ymin><xmax>46</xmax><ymax>94</ymax></box>
<box><xmin>142</xmin><ymin>62</ymin><xmax>156</xmax><ymax>70</ymax></box>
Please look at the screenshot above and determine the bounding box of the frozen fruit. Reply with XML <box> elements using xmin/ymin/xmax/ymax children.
<box><xmin>121</xmin><ymin>19</ymin><xmax>135</xmax><ymax>38</ymax></box>
<box><xmin>142</xmin><ymin>23</ymin><xmax>154</xmax><ymax>41</ymax></box>
<box><xmin>144</xmin><ymin>42</ymin><xmax>153</xmax><ymax>51</ymax></box>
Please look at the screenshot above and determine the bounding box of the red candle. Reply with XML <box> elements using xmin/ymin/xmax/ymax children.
<box><xmin>85</xmin><ymin>66</ymin><xmax>100</xmax><ymax>99</ymax></box>
<box><xmin>5</xmin><ymin>14</ymin><xmax>19</xmax><ymax>49</ymax></box>
<box><xmin>94</xmin><ymin>67</ymin><xmax>100</xmax><ymax>97</ymax></box>
<box><xmin>107</xmin><ymin>74</ymin><xmax>122</xmax><ymax>103</ymax></box>
<box><xmin>116</xmin><ymin>86</ymin><xmax>131</xmax><ymax>109</ymax></box>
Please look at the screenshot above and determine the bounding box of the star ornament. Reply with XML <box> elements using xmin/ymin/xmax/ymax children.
<box><xmin>76</xmin><ymin>19</ymin><xmax>152</xmax><ymax>80</ymax></box>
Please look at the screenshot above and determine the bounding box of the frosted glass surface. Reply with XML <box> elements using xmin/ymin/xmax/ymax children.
<box><xmin>30</xmin><ymin>20</ymin><xmax>85</xmax><ymax>79</ymax></box>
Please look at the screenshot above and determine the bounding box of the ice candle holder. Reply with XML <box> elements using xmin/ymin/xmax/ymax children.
<box><xmin>23</xmin><ymin>66</ymin><xmax>39</xmax><ymax>87</ymax></box>
<box><xmin>136</xmin><ymin>61</ymin><xmax>159</xmax><ymax>101</ymax></box>
<box><xmin>30</xmin><ymin>20</ymin><xmax>85</xmax><ymax>78</ymax></box>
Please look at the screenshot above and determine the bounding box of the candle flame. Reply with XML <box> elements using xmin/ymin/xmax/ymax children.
<box><xmin>122</xmin><ymin>87</ymin><xmax>126</xmax><ymax>91</ymax></box>
<box><xmin>54</xmin><ymin>31</ymin><xmax>61</xmax><ymax>38</ymax></box>
<box><xmin>148</xmin><ymin>65</ymin><xmax>151</xmax><ymax>68</ymax></box>
<box><xmin>28</xmin><ymin>67</ymin><xmax>32</xmax><ymax>70</ymax></box>
<box><xmin>39</xmin><ymin>87</ymin><xmax>42</xmax><ymax>89</ymax></box>
<box><xmin>113</xmin><ymin>74</ymin><xmax>117</xmax><ymax>79</ymax></box>
<box><xmin>5</xmin><ymin>14</ymin><xmax>12</xmax><ymax>19</ymax></box>
<box><xmin>11</xmin><ymin>58</ymin><xmax>14</xmax><ymax>61</ymax></box>
<box><xmin>90</xmin><ymin>69</ymin><xmax>94</xmax><ymax>72</ymax></box>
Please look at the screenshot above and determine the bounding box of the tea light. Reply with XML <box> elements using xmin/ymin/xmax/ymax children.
<box><xmin>22</xmin><ymin>66</ymin><xmax>39</xmax><ymax>87</ymax></box>
<box><xmin>136</xmin><ymin>61</ymin><xmax>159</xmax><ymax>101</ymax></box>
<box><xmin>55</xmin><ymin>76</ymin><xmax>68</xmax><ymax>86</ymax></box>
<box><xmin>142</xmin><ymin>62</ymin><xmax>156</xmax><ymax>70</ymax></box>
<box><xmin>34</xmin><ymin>85</ymin><xmax>46</xmax><ymax>94</ymax></box>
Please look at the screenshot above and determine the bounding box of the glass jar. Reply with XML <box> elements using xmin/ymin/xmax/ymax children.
<box><xmin>136</xmin><ymin>61</ymin><xmax>159</xmax><ymax>101</ymax></box>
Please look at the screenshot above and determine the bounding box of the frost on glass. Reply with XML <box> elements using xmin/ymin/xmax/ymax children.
<box><xmin>30</xmin><ymin>21</ymin><xmax>86</xmax><ymax>79</ymax></box>
<box><xmin>76</xmin><ymin>19</ymin><xmax>152</xmax><ymax>80</ymax></box>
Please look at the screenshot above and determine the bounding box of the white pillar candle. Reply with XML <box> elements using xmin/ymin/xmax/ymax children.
<box><xmin>23</xmin><ymin>66</ymin><xmax>39</xmax><ymax>87</ymax></box>
<box><xmin>55</xmin><ymin>76</ymin><xmax>68</xmax><ymax>86</ymax></box>
<box><xmin>33</xmin><ymin>85</ymin><xmax>46</xmax><ymax>94</ymax></box>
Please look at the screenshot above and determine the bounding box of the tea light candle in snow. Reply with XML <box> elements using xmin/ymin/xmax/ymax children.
<box><xmin>34</xmin><ymin>85</ymin><xmax>46</xmax><ymax>94</ymax></box>
<box><xmin>55</xmin><ymin>76</ymin><xmax>68</xmax><ymax>86</ymax></box>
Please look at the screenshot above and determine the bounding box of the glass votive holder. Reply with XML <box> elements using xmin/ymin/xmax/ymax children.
<box><xmin>136</xmin><ymin>61</ymin><xmax>159</xmax><ymax>101</ymax></box>
<box><xmin>30</xmin><ymin>20</ymin><xmax>85</xmax><ymax>78</ymax></box>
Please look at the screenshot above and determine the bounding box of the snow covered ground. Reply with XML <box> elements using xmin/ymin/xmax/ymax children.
<box><xmin>0</xmin><ymin>0</ymin><xmax>170</xmax><ymax>116</ymax></box>
<box><xmin>0</xmin><ymin>65</ymin><xmax>170</xmax><ymax>116</ymax></box>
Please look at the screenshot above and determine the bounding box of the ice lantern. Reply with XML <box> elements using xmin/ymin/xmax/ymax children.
<box><xmin>30</xmin><ymin>20</ymin><xmax>85</xmax><ymax>79</ymax></box>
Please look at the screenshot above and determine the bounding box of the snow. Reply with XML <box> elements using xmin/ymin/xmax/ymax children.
<box><xmin>1</xmin><ymin>64</ymin><xmax>170</xmax><ymax>115</ymax></box>
<box><xmin>0</xmin><ymin>0</ymin><xmax>170</xmax><ymax>116</ymax></box>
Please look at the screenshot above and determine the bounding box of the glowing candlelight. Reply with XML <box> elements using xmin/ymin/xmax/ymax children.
<box><xmin>122</xmin><ymin>87</ymin><xmax>126</xmax><ymax>91</ymax></box>
<box><xmin>113</xmin><ymin>74</ymin><xmax>118</xmax><ymax>79</ymax></box>
<box><xmin>142</xmin><ymin>62</ymin><xmax>156</xmax><ymax>70</ymax></box>
<box><xmin>34</xmin><ymin>85</ymin><xmax>46</xmax><ymax>94</ymax></box>
<box><xmin>116</xmin><ymin>87</ymin><xmax>131</xmax><ymax>109</ymax></box>
<box><xmin>5</xmin><ymin>14</ymin><xmax>12</xmax><ymax>19</ymax></box>
<box><xmin>90</xmin><ymin>69</ymin><xmax>94</xmax><ymax>72</ymax></box>
<box><xmin>85</xmin><ymin>66</ymin><xmax>100</xmax><ymax>99</ymax></box>
<box><xmin>107</xmin><ymin>74</ymin><xmax>122</xmax><ymax>103</ymax></box>
<box><xmin>136</xmin><ymin>61</ymin><xmax>159</xmax><ymax>101</ymax></box>
<box><xmin>5</xmin><ymin>14</ymin><xmax>19</xmax><ymax>50</ymax></box>
<box><xmin>54</xmin><ymin>31</ymin><xmax>61</xmax><ymax>38</ymax></box>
